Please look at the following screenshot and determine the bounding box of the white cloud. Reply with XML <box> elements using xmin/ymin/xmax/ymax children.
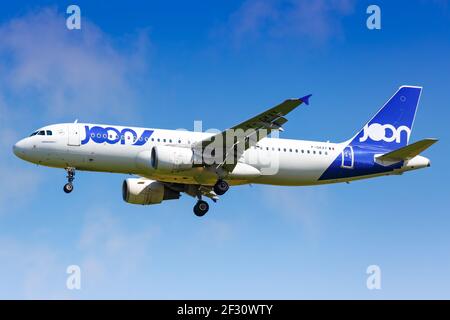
<box><xmin>262</xmin><ymin>185</ymin><xmax>328</xmax><ymax>237</ymax></box>
<box><xmin>194</xmin><ymin>218</ymin><xmax>235</xmax><ymax>246</ymax></box>
<box><xmin>0</xmin><ymin>166</ymin><xmax>42</xmax><ymax>213</ymax></box>
<box><xmin>218</xmin><ymin>0</ymin><xmax>355</xmax><ymax>46</ymax></box>
<box><xmin>0</xmin><ymin>237</ymin><xmax>67</xmax><ymax>299</ymax></box>
<box><xmin>77</xmin><ymin>207</ymin><xmax>159</xmax><ymax>295</ymax></box>
<box><xmin>0</xmin><ymin>206</ymin><xmax>160</xmax><ymax>298</ymax></box>
<box><xmin>0</xmin><ymin>120</ymin><xmax>43</xmax><ymax>212</ymax></box>
<box><xmin>0</xmin><ymin>7</ymin><xmax>152</xmax><ymax>211</ymax></box>
<box><xmin>0</xmin><ymin>7</ymin><xmax>151</xmax><ymax>122</ymax></box>
<box><xmin>0</xmin><ymin>8</ymin><xmax>159</xmax><ymax>297</ymax></box>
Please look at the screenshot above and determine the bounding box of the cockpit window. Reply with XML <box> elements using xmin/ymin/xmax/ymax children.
<box><xmin>30</xmin><ymin>130</ymin><xmax>50</xmax><ymax>136</ymax></box>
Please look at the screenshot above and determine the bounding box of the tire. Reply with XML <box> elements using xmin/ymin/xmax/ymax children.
<box><xmin>213</xmin><ymin>180</ymin><xmax>229</xmax><ymax>196</ymax></box>
<box><xmin>63</xmin><ymin>183</ymin><xmax>74</xmax><ymax>194</ymax></box>
<box><xmin>193</xmin><ymin>200</ymin><xmax>209</xmax><ymax>217</ymax></box>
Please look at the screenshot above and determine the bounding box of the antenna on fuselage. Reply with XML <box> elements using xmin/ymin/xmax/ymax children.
<box><xmin>74</xmin><ymin>119</ymin><xmax>78</xmax><ymax>124</ymax></box>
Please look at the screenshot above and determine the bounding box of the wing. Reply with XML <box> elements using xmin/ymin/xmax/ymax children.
<box><xmin>192</xmin><ymin>94</ymin><xmax>312</xmax><ymax>172</ymax></box>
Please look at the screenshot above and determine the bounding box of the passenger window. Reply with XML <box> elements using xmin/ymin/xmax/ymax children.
<box><xmin>319</xmin><ymin>151</ymin><xmax>322</xmax><ymax>155</ymax></box>
<box><xmin>266</xmin><ymin>147</ymin><xmax>269</xmax><ymax>151</ymax></box>
<box><xmin>289</xmin><ymin>149</ymin><xmax>292</xmax><ymax>152</ymax></box>
<box><xmin>301</xmin><ymin>150</ymin><xmax>304</xmax><ymax>153</ymax></box>
<box><xmin>178</xmin><ymin>140</ymin><xmax>181</xmax><ymax>144</ymax></box>
<box><xmin>313</xmin><ymin>151</ymin><xmax>316</xmax><ymax>154</ymax></box>
<box><xmin>307</xmin><ymin>150</ymin><xmax>310</xmax><ymax>154</ymax></box>
<box><xmin>169</xmin><ymin>139</ymin><xmax>172</xmax><ymax>143</ymax></box>
<box><xmin>163</xmin><ymin>139</ymin><xmax>166</xmax><ymax>143</ymax></box>
<box><xmin>283</xmin><ymin>148</ymin><xmax>286</xmax><ymax>152</ymax></box>
<box><xmin>295</xmin><ymin>149</ymin><xmax>298</xmax><ymax>153</ymax></box>
<box><xmin>157</xmin><ymin>138</ymin><xmax>160</xmax><ymax>142</ymax></box>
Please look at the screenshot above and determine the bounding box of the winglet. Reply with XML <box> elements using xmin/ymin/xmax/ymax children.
<box><xmin>300</xmin><ymin>94</ymin><xmax>312</xmax><ymax>105</ymax></box>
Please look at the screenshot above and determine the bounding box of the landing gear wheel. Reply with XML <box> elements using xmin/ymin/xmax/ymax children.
<box><xmin>63</xmin><ymin>183</ymin><xmax>74</xmax><ymax>194</ymax></box>
<box><xmin>213</xmin><ymin>179</ymin><xmax>229</xmax><ymax>196</ymax></box>
<box><xmin>64</xmin><ymin>167</ymin><xmax>76</xmax><ymax>194</ymax></box>
<box><xmin>193</xmin><ymin>200</ymin><xmax>209</xmax><ymax>217</ymax></box>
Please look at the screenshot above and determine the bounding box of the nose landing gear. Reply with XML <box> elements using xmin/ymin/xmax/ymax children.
<box><xmin>63</xmin><ymin>167</ymin><xmax>75</xmax><ymax>194</ymax></box>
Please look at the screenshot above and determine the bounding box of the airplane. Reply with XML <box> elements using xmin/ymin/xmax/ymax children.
<box><xmin>13</xmin><ymin>85</ymin><xmax>437</xmax><ymax>217</ymax></box>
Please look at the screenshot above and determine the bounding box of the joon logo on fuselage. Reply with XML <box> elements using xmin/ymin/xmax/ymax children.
<box><xmin>81</xmin><ymin>126</ymin><xmax>153</xmax><ymax>146</ymax></box>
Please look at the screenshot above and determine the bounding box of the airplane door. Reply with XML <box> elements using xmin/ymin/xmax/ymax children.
<box><xmin>341</xmin><ymin>146</ymin><xmax>354</xmax><ymax>169</ymax></box>
<box><xmin>67</xmin><ymin>124</ymin><xmax>81</xmax><ymax>146</ymax></box>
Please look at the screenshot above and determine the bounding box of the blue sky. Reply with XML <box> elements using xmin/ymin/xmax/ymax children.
<box><xmin>0</xmin><ymin>0</ymin><xmax>449</xmax><ymax>299</ymax></box>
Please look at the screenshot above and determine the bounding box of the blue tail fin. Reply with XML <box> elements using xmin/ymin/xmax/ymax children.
<box><xmin>349</xmin><ymin>86</ymin><xmax>422</xmax><ymax>150</ymax></box>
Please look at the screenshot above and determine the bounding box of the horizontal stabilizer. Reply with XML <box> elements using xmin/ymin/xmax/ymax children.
<box><xmin>376</xmin><ymin>138</ymin><xmax>438</xmax><ymax>163</ymax></box>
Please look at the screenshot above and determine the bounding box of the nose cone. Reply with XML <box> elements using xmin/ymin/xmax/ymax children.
<box><xmin>13</xmin><ymin>139</ymin><xmax>28</xmax><ymax>159</ymax></box>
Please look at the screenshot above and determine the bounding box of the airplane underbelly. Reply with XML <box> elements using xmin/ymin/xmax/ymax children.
<box><xmin>251</xmin><ymin>155</ymin><xmax>332</xmax><ymax>186</ymax></box>
<box><xmin>35</xmin><ymin>144</ymin><xmax>83</xmax><ymax>168</ymax></box>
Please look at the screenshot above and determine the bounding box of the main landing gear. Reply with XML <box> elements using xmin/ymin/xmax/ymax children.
<box><xmin>213</xmin><ymin>179</ymin><xmax>229</xmax><ymax>196</ymax></box>
<box><xmin>193</xmin><ymin>199</ymin><xmax>209</xmax><ymax>217</ymax></box>
<box><xmin>63</xmin><ymin>167</ymin><xmax>75</xmax><ymax>194</ymax></box>
<box><xmin>192</xmin><ymin>180</ymin><xmax>229</xmax><ymax>217</ymax></box>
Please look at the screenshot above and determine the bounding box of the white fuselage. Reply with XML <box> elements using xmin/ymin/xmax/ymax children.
<box><xmin>13</xmin><ymin>122</ymin><xmax>429</xmax><ymax>187</ymax></box>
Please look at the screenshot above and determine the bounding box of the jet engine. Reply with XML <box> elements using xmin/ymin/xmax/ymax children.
<box><xmin>150</xmin><ymin>146</ymin><xmax>194</xmax><ymax>172</ymax></box>
<box><xmin>122</xmin><ymin>178</ymin><xmax>180</xmax><ymax>205</ymax></box>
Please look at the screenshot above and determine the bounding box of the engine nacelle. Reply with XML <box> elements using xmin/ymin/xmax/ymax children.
<box><xmin>151</xmin><ymin>145</ymin><xmax>194</xmax><ymax>172</ymax></box>
<box><xmin>122</xmin><ymin>178</ymin><xmax>180</xmax><ymax>205</ymax></box>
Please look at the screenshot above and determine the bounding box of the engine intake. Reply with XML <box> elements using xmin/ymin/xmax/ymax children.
<box><xmin>122</xmin><ymin>178</ymin><xmax>180</xmax><ymax>205</ymax></box>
